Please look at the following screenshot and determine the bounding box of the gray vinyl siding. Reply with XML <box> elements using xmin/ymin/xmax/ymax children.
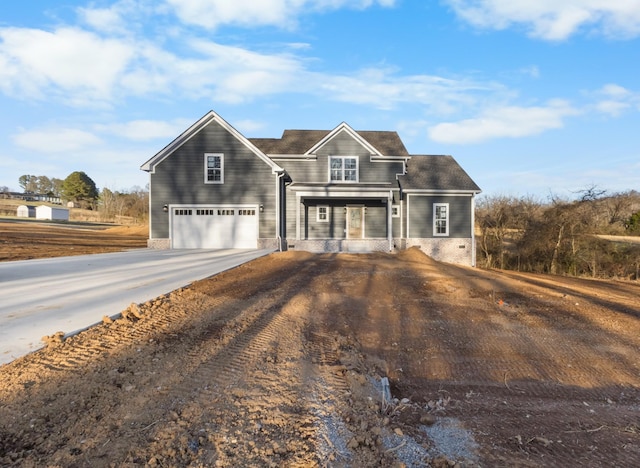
<box><xmin>279</xmin><ymin>131</ymin><xmax>403</xmax><ymax>241</ymax></box>
<box><xmin>276</xmin><ymin>137</ymin><xmax>404</xmax><ymax>184</ymax></box>
<box><xmin>281</xmin><ymin>156</ymin><xmax>404</xmax><ymax>184</ymax></box>
<box><xmin>364</xmin><ymin>204</ymin><xmax>387</xmax><ymax>238</ymax></box>
<box><xmin>292</xmin><ymin>199</ymin><xmax>390</xmax><ymax>240</ymax></box>
<box><xmin>306</xmin><ymin>203</ymin><xmax>346</xmax><ymax>239</ymax></box>
<box><xmin>283</xmin><ymin>192</ymin><xmax>297</xmax><ymax>240</ymax></box>
<box><xmin>407</xmin><ymin>195</ymin><xmax>473</xmax><ymax>238</ymax></box>
<box><xmin>149</xmin><ymin>120</ymin><xmax>276</xmax><ymax>239</ymax></box>
<box><xmin>391</xmin><ymin>189</ymin><xmax>401</xmax><ymax>239</ymax></box>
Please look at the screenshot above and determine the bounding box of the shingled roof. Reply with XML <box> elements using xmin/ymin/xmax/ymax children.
<box><xmin>398</xmin><ymin>155</ymin><xmax>481</xmax><ymax>192</ymax></box>
<box><xmin>250</xmin><ymin>129</ymin><xmax>409</xmax><ymax>156</ymax></box>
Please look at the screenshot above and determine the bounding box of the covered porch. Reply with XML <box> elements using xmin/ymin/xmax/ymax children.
<box><xmin>286</xmin><ymin>184</ymin><xmax>397</xmax><ymax>253</ymax></box>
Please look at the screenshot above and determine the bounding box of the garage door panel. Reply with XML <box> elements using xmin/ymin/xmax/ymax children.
<box><xmin>171</xmin><ymin>206</ymin><xmax>258</xmax><ymax>249</ymax></box>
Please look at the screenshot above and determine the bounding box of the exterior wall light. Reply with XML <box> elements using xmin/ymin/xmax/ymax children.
<box><xmin>163</xmin><ymin>204</ymin><xmax>168</xmax><ymax>213</ymax></box>
<box><xmin>259</xmin><ymin>204</ymin><xmax>264</xmax><ymax>212</ymax></box>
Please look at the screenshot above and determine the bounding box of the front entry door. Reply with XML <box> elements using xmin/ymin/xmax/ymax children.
<box><xmin>347</xmin><ymin>206</ymin><xmax>364</xmax><ymax>239</ymax></box>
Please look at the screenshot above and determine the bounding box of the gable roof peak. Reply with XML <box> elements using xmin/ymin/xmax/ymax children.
<box><xmin>141</xmin><ymin>110</ymin><xmax>283</xmax><ymax>173</ymax></box>
<box><xmin>304</xmin><ymin>121</ymin><xmax>380</xmax><ymax>156</ymax></box>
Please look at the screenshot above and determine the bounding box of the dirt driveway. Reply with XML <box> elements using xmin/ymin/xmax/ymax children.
<box><xmin>1</xmin><ymin>241</ymin><xmax>638</xmax><ymax>467</ymax></box>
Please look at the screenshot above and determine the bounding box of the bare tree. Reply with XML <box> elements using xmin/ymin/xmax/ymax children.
<box><xmin>476</xmin><ymin>195</ymin><xmax>542</xmax><ymax>269</ymax></box>
<box><xmin>477</xmin><ymin>188</ymin><xmax>640</xmax><ymax>279</ymax></box>
<box><xmin>97</xmin><ymin>186</ymin><xmax>149</xmax><ymax>223</ymax></box>
<box><xmin>18</xmin><ymin>175</ymin><xmax>38</xmax><ymax>193</ymax></box>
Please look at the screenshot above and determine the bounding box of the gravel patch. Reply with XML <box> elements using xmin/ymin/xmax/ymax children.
<box><xmin>382</xmin><ymin>430</ymin><xmax>431</xmax><ymax>467</ymax></box>
<box><xmin>422</xmin><ymin>417</ymin><xmax>479</xmax><ymax>462</ymax></box>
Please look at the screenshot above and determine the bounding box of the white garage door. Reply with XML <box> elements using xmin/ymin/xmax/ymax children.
<box><xmin>171</xmin><ymin>206</ymin><xmax>258</xmax><ymax>249</ymax></box>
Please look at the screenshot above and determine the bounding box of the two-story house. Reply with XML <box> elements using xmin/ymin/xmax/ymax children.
<box><xmin>141</xmin><ymin>110</ymin><xmax>481</xmax><ymax>265</ymax></box>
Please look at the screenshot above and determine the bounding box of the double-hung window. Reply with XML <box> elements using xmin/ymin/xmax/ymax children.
<box><xmin>433</xmin><ymin>203</ymin><xmax>449</xmax><ymax>236</ymax></box>
<box><xmin>317</xmin><ymin>206</ymin><xmax>329</xmax><ymax>222</ymax></box>
<box><xmin>329</xmin><ymin>156</ymin><xmax>358</xmax><ymax>182</ymax></box>
<box><xmin>205</xmin><ymin>153</ymin><xmax>224</xmax><ymax>184</ymax></box>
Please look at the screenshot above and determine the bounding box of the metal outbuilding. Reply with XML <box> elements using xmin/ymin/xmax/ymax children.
<box><xmin>35</xmin><ymin>205</ymin><xmax>70</xmax><ymax>221</ymax></box>
<box><xmin>17</xmin><ymin>205</ymin><xmax>36</xmax><ymax>218</ymax></box>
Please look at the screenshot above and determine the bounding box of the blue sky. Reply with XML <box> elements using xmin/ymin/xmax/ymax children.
<box><xmin>1</xmin><ymin>0</ymin><xmax>639</xmax><ymax>198</ymax></box>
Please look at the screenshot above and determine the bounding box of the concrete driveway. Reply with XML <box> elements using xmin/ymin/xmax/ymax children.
<box><xmin>0</xmin><ymin>248</ymin><xmax>273</xmax><ymax>365</ymax></box>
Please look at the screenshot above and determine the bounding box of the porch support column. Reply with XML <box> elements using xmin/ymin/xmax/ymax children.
<box><xmin>296</xmin><ymin>194</ymin><xmax>301</xmax><ymax>241</ymax></box>
<box><xmin>387</xmin><ymin>190</ymin><xmax>393</xmax><ymax>251</ymax></box>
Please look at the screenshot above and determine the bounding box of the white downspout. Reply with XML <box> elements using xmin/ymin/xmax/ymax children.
<box><xmin>400</xmin><ymin>199</ymin><xmax>404</xmax><ymax>240</ymax></box>
<box><xmin>471</xmin><ymin>194</ymin><xmax>477</xmax><ymax>267</ymax></box>
<box><xmin>275</xmin><ymin>172</ymin><xmax>285</xmax><ymax>251</ymax></box>
<box><xmin>388</xmin><ymin>190</ymin><xmax>393</xmax><ymax>252</ymax></box>
<box><xmin>147</xmin><ymin>173</ymin><xmax>152</xmax><ymax>245</ymax></box>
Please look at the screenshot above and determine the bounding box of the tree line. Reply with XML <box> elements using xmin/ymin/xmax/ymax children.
<box><xmin>8</xmin><ymin>172</ymin><xmax>148</xmax><ymax>223</ymax></box>
<box><xmin>18</xmin><ymin>174</ymin><xmax>64</xmax><ymax>195</ymax></box>
<box><xmin>476</xmin><ymin>188</ymin><xmax>640</xmax><ymax>280</ymax></box>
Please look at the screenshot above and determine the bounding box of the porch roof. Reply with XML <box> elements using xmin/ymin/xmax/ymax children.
<box><xmin>288</xmin><ymin>182</ymin><xmax>395</xmax><ymax>199</ymax></box>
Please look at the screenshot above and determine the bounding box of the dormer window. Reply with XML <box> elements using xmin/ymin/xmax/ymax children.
<box><xmin>329</xmin><ymin>156</ymin><xmax>358</xmax><ymax>182</ymax></box>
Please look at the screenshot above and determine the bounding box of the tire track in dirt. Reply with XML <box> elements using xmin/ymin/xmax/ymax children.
<box><xmin>126</xmin><ymin>258</ymin><xmax>358</xmax><ymax>467</ymax></box>
<box><xmin>302</xmin><ymin>330</ymin><xmax>362</xmax><ymax>465</ymax></box>
<box><xmin>167</xmin><ymin>295</ymin><xmax>315</xmax><ymax>466</ymax></box>
<box><xmin>12</xmin><ymin>291</ymin><xmax>208</xmax><ymax>375</ymax></box>
<box><xmin>2</xmin><ymin>254</ymin><xmax>305</xmax><ymax>391</ymax></box>
<box><xmin>0</xmin><ymin>291</ymin><xmax>239</xmax><ymax>466</ymax></box>
<box><xmin>393</xmin><ymin>262</ymin><xmax>640</xmax><ymax>467</ymax></box>
<box><xmin>77</xmin><ymin>257</ymin><xmax>333</xmax><ymax>466</ymax></box>
<box><xmin>0</xmin><ymin>256</ymin><xmax>326</xmax><ymax>466</ymax></box>
<box><xmin>127</xmin><ymin>256</ymin><xmax>391</xmax><ymax>467</ymax></box>
<box><xmin>402</xmin><ymin>259</ymin><xmax>640</xmax><ymax>390</ymax></box>
<box><xmin>2</xmin><ymin>250</ymin><xmax>639</xmax><ymax>467</ymax></box>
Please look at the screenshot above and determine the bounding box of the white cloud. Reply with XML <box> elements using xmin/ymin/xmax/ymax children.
<box><xmin>446</xmin><ymin>0</ymin><xmax>640</xmax><ymax>40</ymax></box>
<box><xmin>318</xmin><ymin>67</ymin><xmax>502</xmax><ymax>113</ymax></box>
<box><xmin>0</xmin><ymin>20</ymin><xmax>514</xmax><ymax>120</ymax></box>
<box><xmin>599</xmin><ymin>83</ymin><xmax>632</xmax><ymax>98</ymax></box>
<box><xmin>77</xmin><ymin>0</ymin><xmax>161</xmax><ymax>35</ymax></box>
<box><xmin>12</xmin><ymin>128</ymin><xmax>103</xmax><ymax>153</ymax></box>
<box><xmin>4</xmin><ymin>9</ymin><xmax>610</xmax><ymax>129</ymax></box>
<box><xmin>593</xmin><ymin>83</ymin><xmax>640</xmax><ymax>116</ymax></box>
<box><xmin>595</xmin><ymin>100</ymin><xmax>631</xmax><ymax>117</ymax></box>
<box><xmin>428</xmin><ymin>100</ymin><xmax>579</xmax><ymax>144</ymax></box>
<box><xmin>0</xmin><ymin>23</ymin><xmax>307</xmax><ymax>105</ymax></box>
<box><xmin>164</xmin><ymin>0</ymin><xmax>396</xmax><ymax>29</ymax></box>
<box><xmin>184</xmin><ymin>40</ymin><xmax>305</xmax><ymax>102</ymax></box>
<box><xmin>78</xmin><ymin>6</ymin><xmax>126</xmax><ymax>33</ymax></box>
<box><xmin>95</xmin><ymin>119</ymin><xmax>193</xmax><ymax>141</ymax></box>
<box><xmin>0</xmin><ymin>27</ymin><xmax>134</xmax><ymax>104</ymax></box>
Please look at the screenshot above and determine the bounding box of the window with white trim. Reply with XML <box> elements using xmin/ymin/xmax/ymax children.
<box><xmin>317</xmin><ymin>206</ymin><xmax>329</xmax><ymax>222</ymax></box>
<box><xmin>434</xmin><ymin>203</ymin><xmax>449</xmax><ymax>236</ymax></box>
<box><xmin>205</xmin><ymin>153</ymin><xmax>224</xmax><ymax>184</ymax></box>
<box><xmin>329</xmin><ymin>156</ymin><xmax>358</xmax><ymax>182</ymax></box>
